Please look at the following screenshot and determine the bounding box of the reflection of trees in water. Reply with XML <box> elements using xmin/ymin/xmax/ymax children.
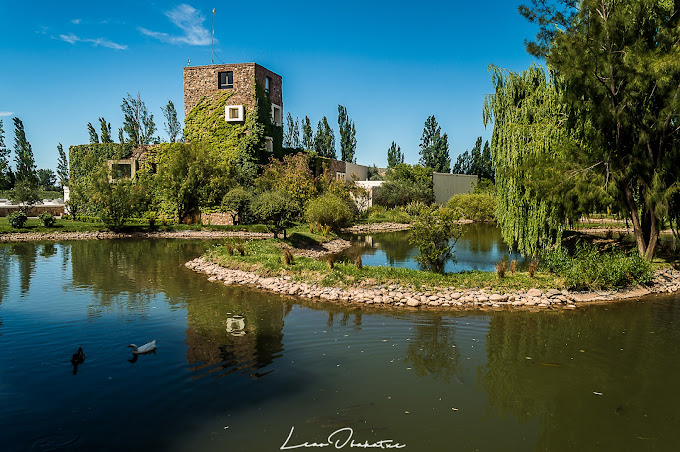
<box><xmin>349</xmin><ymin>232</ymin><xmax>416</xmax><ymax>265</ymax></box>
<box><xmin>325</xmin><ymin>307</ymin><xmax>363</xmax><ymax>329</ymax></box>
<box><xmin>70</xmin><ymin>239</ymin><xmax>209</xmax><ymax>312</ymax></box>
<box><xmin>458</xmin><ymin>223</ymin><xmax>499</xmax><ymax>254</ymax></box>
<box><xmin>9</xmin><ymin>243</ymin><xmax>38</xmax><ymax>295</ymax></box>
<box><xmin>479</xmin><ymin>303</ymin><xmax>680</xmax><ymax>449</ymax></box>
<box><xmin>404</xmin><ymin>316</ymin><xmax>461</xmax><ymax>383</ymax></box>
<box><xmin>0</xmin><ymin>247</ymin><xmax>8</xmax><ymax>307</ymax></box>
<box><xmin>185</xmin><ymin>286</ymin><xmax>290</xmax><ymax>380</ymax></box>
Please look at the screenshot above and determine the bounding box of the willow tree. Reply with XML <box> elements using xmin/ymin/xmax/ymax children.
<box><xmin>520</xmin><ymin>0</ymin><xmax>680</xmax><ymax>260</ymax></box>
<box><xmin>483</xmin><ymin>65</ymin><xmax>569</xmax><ymax>257</ymax></box>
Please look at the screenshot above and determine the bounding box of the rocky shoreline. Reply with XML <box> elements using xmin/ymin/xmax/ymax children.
<box><xmin>0</xmin><ymin>230</ymin><xmax>273</xmax><ymax>242</ymax></box>
<box><xmin>185</xmin><ymin>257</ymin><xmax>680</xmax><ymax>310</ymax></box>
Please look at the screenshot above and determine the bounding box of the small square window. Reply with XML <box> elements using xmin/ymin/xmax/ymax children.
<box><xmin>225</xmin><ymin>105</ymin><xmax>244</xmax><ymax>122</ymax></box>
<box><xmin>219</xmin><ymin>71</ymin><xmax>233</xmax><ymax>89</ymax></box>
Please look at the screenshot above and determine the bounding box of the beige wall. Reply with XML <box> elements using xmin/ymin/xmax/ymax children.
<box><xmin>433</xmin><ymin>173</ymin><xmax>477</xmax><ymax>204</ymax></box>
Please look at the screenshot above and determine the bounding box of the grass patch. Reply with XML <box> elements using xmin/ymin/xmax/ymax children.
<box><xmin>205</xmin><ymin>237</ymin><xmax>563</xmax><ymax>292</ymax></box>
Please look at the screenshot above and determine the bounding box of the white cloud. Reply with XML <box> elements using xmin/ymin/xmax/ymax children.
<box><xmin>57</xmin><ymin>33</ymin><xmax>127</xmax><ymax>50</ymax></box>
<box><xmin>71</xmin><ymin>18</ymin><xmax>81</xmax><ymax>24</ymax></box>
<box><xmin>139</xmin><ymin>4</ymin><xmax>212</xmax><ymax>46</ymax></box>
<box><xmin>0</xmin><ymin>111</ymin><xmax>13</xmax><ymax>117</ymax></box>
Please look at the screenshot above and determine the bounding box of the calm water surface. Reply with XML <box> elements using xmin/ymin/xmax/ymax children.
<box><xmin>349</xmin><ymin>223</ymin><xmax>525</xmax><ymax>272</ymax></box>
<box><xmin>1</xmin><ymin>239</ymin><xmax>679</xmax><ymax>451</ymax></box>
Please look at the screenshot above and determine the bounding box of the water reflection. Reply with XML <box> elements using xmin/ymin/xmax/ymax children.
<box><xmin>404</xmin><ymin>316</ymin><xmax>461</xmax><ymax>383</ymax></box>
<box><xmin>350</xmin><ymin>223</ymin><xmax>525</xmax><ymax>272</ymax></box>
<box><xmin>479</xmin><ymin>300</ymin><xmax>680</xmax><ymax>449</ymax></box>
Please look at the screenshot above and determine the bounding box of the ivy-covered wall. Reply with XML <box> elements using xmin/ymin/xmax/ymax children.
<box><xmin>69</xmin><ymin>143</ymin><xmax>134</xmax><ymax>184</ymax></box>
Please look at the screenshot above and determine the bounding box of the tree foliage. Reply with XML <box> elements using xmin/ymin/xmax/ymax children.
<box><xmin>338</xmin><ymin>105</ymin><xmax>357</xmax><ymax>163</ymax></box>
<box><xmin>12</xmin><ymin>117</ymin><xmax>37</xmax><ymax>185</ymax></box>
<box><xmin>305</xmin><ymin>193</ymin><xmax>353</xmax><ymax>230</ymax></box>
<box><xmin>221</xmin><ymin>186</ymin><xmax>252</xmax><ymax>225</ymax></box>
<box><xmin>37</xmin><ymin>169</ymin><xmax>56</xmax><ymax>188</ymax></box>
<box><xmin>255</xmin><ymin>152</ymin><xmax>317</xmax><ymax>209</ymax></box>
<box><xmin>386</xmin><ymin>141</ymin><xmax>404</xmax><ymax>168</ymax></box>
<box><xmin>483</xmin><ymin>65</ymin><xmax>569</xmax><ymax>257</ymax></box>
<box><xmin>419</xmin><ymin>115</ymin><xmax>450</xmax><ymax>173</ymax></box>
<box><xmin>284</xmin><ymin>113</ymin><xmax>300</xmax><ymax>149</ymax></box>
<box><xmin>57</xmin><ymin>143</ymin><xmax>69</xmax><ymax>187</ymax></box>
<box><xmin>99</xmin><ymin>117</ymin><xmax>113</xmax><ymax>143</ymax></box>
<box><xmin>121</xmin><ymin>92</ymin><xmax>156</xmax><ymax>146</ymax></box>
<box><xmin>161</xmin><ymin>100</ymin><xmax>182</xmax><ymax>143</ymax></box>
<box><xmin>409</xmin><ymin>206</ymin><xmax>463</xmax><ymax>273</ymax></box>
<box><xmin>452</xmin><ymin>137</ymin><xmax>494</xmax><ymax>181</ymax></box>
<box><xmin>87</xmin><ymin>122</ymin><xmax>99</xmax><ymax>144</ymax></box>
<box><xmin>520</xmin><ymin>0</ymin><xmax>680</xmax><ymax>259</ymax></box>
<box><xmin>0</xmin><ymin>119</ymin><xmax>11</xmax><ymax>190</ymax></box>
<box><xmin>251</xmin><ymin>190</ymin><xmax>300</xmax><ymax>238</ymax></box>
<box><xmin>373</xmin><ymin>163</ymin><xmax>434</xmax><ymax>208</ymax></box>
<box><xmin>301</xmin><ymin>116</ymin><xmax>313</xmax><ymax>151</ymax></box>
<box><xmin>314</xmin><ymin>116</ymin><xmax>336</xmax><ymax>159</ymax></box>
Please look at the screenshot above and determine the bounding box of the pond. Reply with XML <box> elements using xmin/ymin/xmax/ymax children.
<box><xmin>348</xmin><ymin>223</ymin><xmax>525</xmax><ymax>272</ymax></box>
<box><xmin>1</xmin><ymin>239</ymin><xmax>679</xmax><ymax>451</ymax></box>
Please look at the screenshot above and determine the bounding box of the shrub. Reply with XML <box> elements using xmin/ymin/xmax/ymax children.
<box><xmin>409</xmin><ymin>206</ymin><xmax>463</xmax><ymax>273</ymax></box>
<box><xmin>366</xmin><ymin>206</ymin><xmax>411</xmax><ymax>224</ymax></box>
<box><xmin>251</xmin><ymin>190</ymin><xmax>300</xmax><ymax>238</ymax></box>
<box><xmin>496</xmin><ymin>260</ymin><xmax>507</xmax><ymax>278</ymax></box>
<box><xmin>446</xmin><ymin>193</ymin><xmax>496</xmax><ymax>222</ymax></box>
<box><xmin>541</xmin><ymin>243</ymin><xmax>653</xmax><ymax>290</ymax></box>
<box><xmin>282</xmin><ymin>248</ymin><xmax>294</xmax><ymax>265</ymax></box>
<box><xmin>7</xmin><ymin>211</ymin><xmax>28</xmax><ymax>228</ymax></box>
<box><xmin>510</xmin><ymin>259</ymin><xmax>518</xmax><ymax>275</ymax></box>
<box><xmin>528</xmin><ymin>260</ymin><xmax>538</xmax><ymax>278</ymax></box>
<box><xmin>354</xmin><ymin>255</ymin><xmax>363</xmax><ymax>269</ymax></box>
<box><xmin>221</xmin><ymin>186</ymin><xmax>252</xmax><ymax>225</ymax></box>
<box><xmin>304</xmin><ymin>193</ymin><xmax>353</xmax><ymax>230</ymax></box>
<box><xmin>38</xmin><ymin>212</ymin><xmax>56</xmax><ymax>227</ymax></box>
<box><xmin>373</xmin><ymin>163</ymin><xmax>434</xmax><ymax>208</ymax></box>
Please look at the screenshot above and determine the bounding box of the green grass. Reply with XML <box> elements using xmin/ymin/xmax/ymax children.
<box><xmin>205</xmin><ymin>237</ymin><xmax>563</xmax><ymax>292</ymax></box>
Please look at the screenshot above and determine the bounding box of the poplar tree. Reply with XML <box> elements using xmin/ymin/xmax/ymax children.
<box><xmin>121</xmin><ymin>92</ymin><xmax>156</xmax><ymax>146</ymax></box>
<box><xmin>99</xmin><ymin>117</ymin><xmax>113</xmax><ymax>143</ymax></box>
<box><xmin>12</xmin><ymin>117</ymin><xmax>37</xmax><ymax>184</ymax></box>
<box><xmin>87</xmin><ymin>122</ymin><xmax>99</xmax><ymax>144</ymax></box>
<box><xmin>337</xmin><ymin>105</ymin><xmax>357</xmax><ymax>163</ymax></box>
<box><xmin>161</xmin><ymin>100</ymin><xmax>182</xmax><ymax>143</ymax></box>
<box><xmin>57</xmin><ymin>143</ymin><xmax>69</xmax><ymax>187</ymax></box>
<box><xmin>387</xmin><ymin>141</ymin><xmax>404</xmax><ymax>168</ymax></box>
<box><xmin>301</xmin><ymin>116</ymin><xmax>313</xmax><ymax>151</ymax></box>
<box><xmin>284</xmin><ymin>113</ymin><xmax>300</xmax><ymax>148</ymax></box>
<box><xmin>419</xmin><ymin>115</ymin><xmax>450</xmax><ymax>173</ymax></box>
<box><xmin>314</xmin><ymin>117</ymin><xmax>336</xmax><ymax>159</ymax></box>
<box><xmin>0</xmin><ymin>119</ymin><xmax>10</xmax><ymax>189</ymax></box>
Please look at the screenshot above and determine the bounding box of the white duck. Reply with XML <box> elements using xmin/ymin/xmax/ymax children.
<box><xmin>127</xmin><ymin>340</ymin><xmax>156</xmax><ymax>355</ymax></box>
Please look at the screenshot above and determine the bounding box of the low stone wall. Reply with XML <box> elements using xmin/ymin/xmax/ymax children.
<box><xmin>186</xmin><ymin>258</ymin><xmax>680</xmax><ymax>311</ymax></box>
<box><xmin>0</xmin><ymin>230</ymin><xmax>273</xmax><ymax>242</ymax></box>
<box><xmin>0</xmin><ymin>205</ymin><xmax>65</xmax><ymax>217</ymax></box>
<box><xmin>201</xmin><ymin>211</ymin><xmax>237</xmax><ymax>226</ymax></box>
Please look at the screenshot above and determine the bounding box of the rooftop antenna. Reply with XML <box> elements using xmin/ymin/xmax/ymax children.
<box><xmin>211</xmin><ymin>8</ymin><xmax>216</xmax><ymax>64</ymax></box>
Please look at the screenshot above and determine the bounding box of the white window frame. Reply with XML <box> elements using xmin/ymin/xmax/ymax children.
<box><xmin>265</xmin><ymin>136</ymin><xmax>274</xmax><ymax>153</ymax></box>
<box><xmin>271</xmin><ymin>104</ymin><xmax>283</xmax><ymax>127</ymax></box>
<box><xmin>225</xmin><ymin>105</ymin><xmax>244</xmax><ymax>122</ymax></box>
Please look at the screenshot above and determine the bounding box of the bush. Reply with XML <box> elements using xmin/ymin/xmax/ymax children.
<box><xmin>447</xmin><ymin>193</ymin><xmax>496</xmax><ymax>222</ymax></box>
<box><xmin>409</xmin><ymin>206</ymin><xmax>463</xmax><ymax>273</ymax></box>
<box><xmin>251</xmin><ymin>190</ymin><xmax>300</xmax><ymax>238</ymax></box>
<box><xmin>38</xmin><ymin>212</ymin><xmax>56</xmax><ymax>227</ymax></box>
<box><xmin>541</xmin><ymin>243</ymin><xmax>653</xmax><ymax>290</ymax></box>
<box><xmin>7</xmin><ymin>211</ymin><xmax>28</xmax><ymax>228</ymax></box>
<box><xmin>305</xmin><ymin>193</ymin><xmax>353</xmax><ymax>230</ymax></box>
<box><xmin>366</xmin><ymin>205</ymin><xmax>411</xmax><ymax>224</ymax></box>
<box><xmin>373</xmin><ymin>163</ymin><xmax>434</xmax><ymax>208</ymax></box>
<box><xmin>221</xmin><ymin>186</ymin><xmax>252</xmax><ymax>225</ymax></box>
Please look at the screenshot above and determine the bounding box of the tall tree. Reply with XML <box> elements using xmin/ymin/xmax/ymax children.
<box><xmin>161</xmin><ymin>100</ymin><xmax>182</xmax><ymax>143</ymax></box>
<box><xmin>453</xmin><ymin>137</ymin><xmax>495</xmax><ymax>181</ymax></box>
<box><xmin>87</xmin><ymin>122</ymin><xmax>99</xmax><ymax>144</ymax></box>
<box><xmin>121</xmin><ymin>92</ymin><xmax>156</xmax><ymax>146</ymax></box>
<box><xmin>99</xmin><ymin>117</ymin><xmax>113</xmax><ymax>143</ymax></box>
<box><xmin>57</xmin><ymin>142</ymin><xmax>69</xmax><ymax>187</ymax></box>
<box><xmin>314</xmin><ymin>117</ymin><xmax>336</xmax><ymax>159</ymax></box>
<box><xmin>483</xmin><ymin>65</ymin><xmax>570</xmax><ymax>257</ymax></box>
<box><xmin>284</xmin><ymin>113</ymin><xmax>300</xmax><ymax>148</ymax></box>
<box><xmin>12</xmin><ymin>117</ymin><xmax>37</xmax><ymax>184</ymax></box>
<box><xmin>37</xmin><ymin>169</ymin><xmax>56</xmax><ymax>188</ymax></box>
<box><xmin>301</xmin><ymin>116</ymin><xmax>313</xmax><ymax>151</ymax></box>
<box><xmin>387</xmin><ymin>141</ymin><xmax>404</xmax><ymax>168</ymax></box>
<box><xmin>419</xmin><ymin>115</ymin><xmax>450</xmax><ymax>173</ymax></box>
<box><xmin>521</xmin><ymin>0</ymin><xmax>680</xmax><ymax>259</ymax></box>
<box><xmin>337</xmin><ymin>105</ymin><xmax>357</xmax><ymax>163</ymax></box>
<box><xmin>0</xmin><ymin>119</ymin><xmax>11</xmax><ymax>189</ymax></box>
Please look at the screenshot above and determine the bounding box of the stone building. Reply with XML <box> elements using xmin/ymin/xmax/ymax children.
<box><xmin>183</xmin><ymin>62</ymin><xmax>283</xmax><ymax>152</ymax></box>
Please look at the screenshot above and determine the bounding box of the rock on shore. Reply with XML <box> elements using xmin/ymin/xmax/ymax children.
<box><xmin>185</xmin><ymin>257</ymin><xmax>680</xmax><ymax>310</ymax></box>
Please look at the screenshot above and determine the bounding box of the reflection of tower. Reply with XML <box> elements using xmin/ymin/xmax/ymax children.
<box><xmin>184</xmin><ymin>288</ymin><xmax>288</xmax><ymax>379</ymax></box>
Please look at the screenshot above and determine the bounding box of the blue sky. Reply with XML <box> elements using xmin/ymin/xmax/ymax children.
<box><xmin>0</xmin><ymin>0</ymin><xmax>539</xmax><ymax>171</ymax></box>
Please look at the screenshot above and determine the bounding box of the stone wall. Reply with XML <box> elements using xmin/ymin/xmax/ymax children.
<box><xmin>0</xmin><ymin>205</ymin><xmax>65</xmax><ymax>217</ymax></box>
<box><xmin>200</xmin><ymin>211</ymin><xmax>237</xmax><ymax>226</ymax></box>
<box><xmin>183</xmin><ymin>63</ymin><xmax>283</xmax><ymax>117</ymax></box>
